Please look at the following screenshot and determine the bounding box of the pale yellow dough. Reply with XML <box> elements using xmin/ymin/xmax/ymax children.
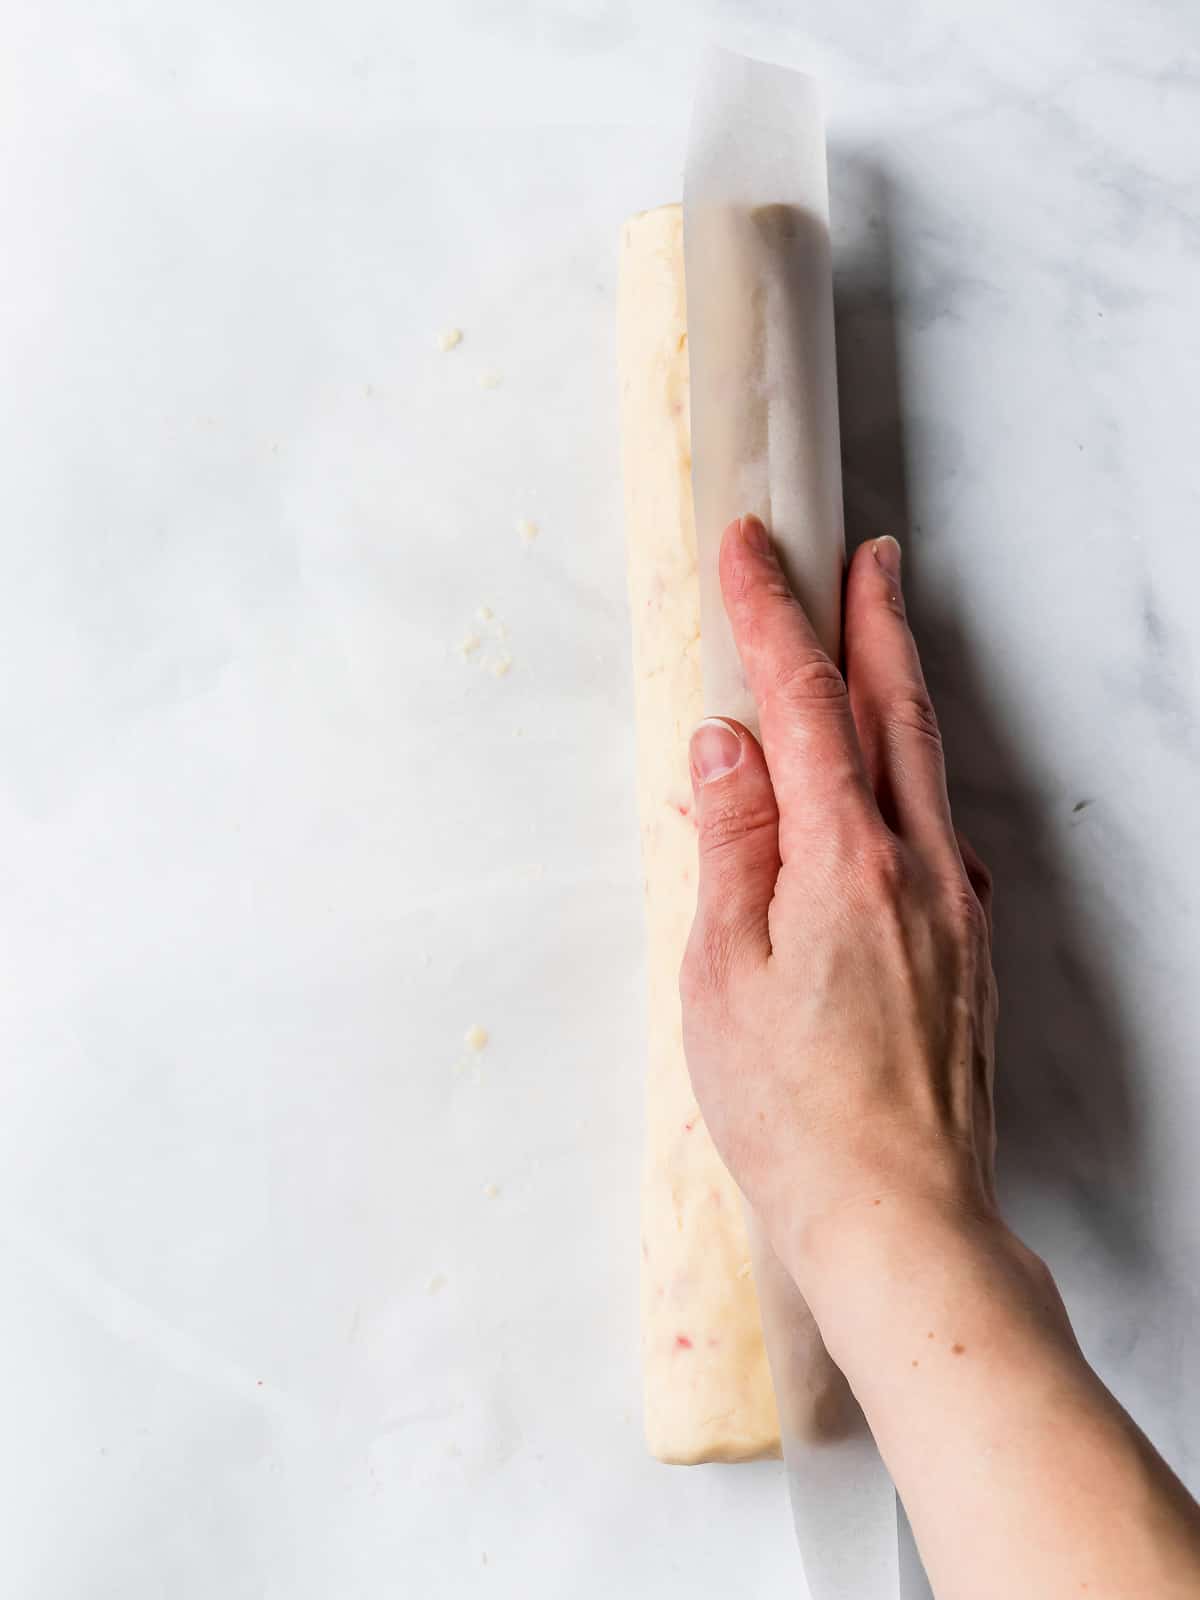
<box><xmin>618</xmin><ymin>204</ymin><xmax>780</xmax><ymax>1465</ymax></box>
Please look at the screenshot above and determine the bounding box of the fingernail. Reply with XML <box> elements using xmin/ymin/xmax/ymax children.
<box><xmin>690</xmin><ymin>718</ymin><xmax>743</xmax><ymax>784</ymax></box>
<box><xmin>873</xmin><ymin>536</ymin><xmax>902</xmax><ymax>579</ymax></box>
<box><xmin>740</xmin><ymin>514</ymin><xmax>773</xmax><ymax>557</ymax></box>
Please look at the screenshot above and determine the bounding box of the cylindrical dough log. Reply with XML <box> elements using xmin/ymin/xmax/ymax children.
<box><xmin>618</xmin><ymin>203</ymin><xmax>780</xmax><ymax>1465</ymax></box>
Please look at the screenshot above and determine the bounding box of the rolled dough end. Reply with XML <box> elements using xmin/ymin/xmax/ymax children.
<box><xmin>649</xmin><ymin>1416</ymin><xmax>783</xmax><ymax>1469</ymax></box>
<box><xmin>619</xmin><ymin>203</ymin><xmax>781</xmax><ymax>1465</ymax></box>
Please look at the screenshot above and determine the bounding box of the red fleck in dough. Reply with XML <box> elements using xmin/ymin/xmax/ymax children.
<box><xmin>675</xmin><ymin>1335</ymin><xmax>693</xmax><ymax>1351</ymax></box>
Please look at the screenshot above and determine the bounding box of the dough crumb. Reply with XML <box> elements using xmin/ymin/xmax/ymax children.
<box><xmin>460</xmin><ymin>609</ymin><xmax>511</xmax><ymax>676</ymax></box>
<box><xmin>517</xmin><ymin>517</ymin><xmax>539</xmax><ymax>545</ymax></box>
<box><xmin>736</xmin><ymin>1260</ymin><xmax>753</xmax><ymax>1280</ymax></box>
<box><xmin>438</xmin><ymin>328</ymin><xmax>463</xmax><ymax>352</ymax></box>
<box><xmin>464</xmin><ymin>1024</ymin><xmax>489</xmax><ymax>1052</ymax></box>
<box><xmin>479</xmin><ymin>368</ymin><xmax>503</xmax><ymax>390</ymax></box>
<box><xmin>427</xmin><ymin>1273</ymin><xmax>447</xmax><ymax>1294</ymax></box>
<box><xmin>483</xmin><ymin>1182</ymin><xmax>500</xmax><ymax>1199</ymax></box>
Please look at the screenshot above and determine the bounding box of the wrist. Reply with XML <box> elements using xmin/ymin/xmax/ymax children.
<box><xmin>782</xmin><ymin>1195</ymin><xmax>1076</xmax><ymax>1380</ymax></box>
<box><xmin>769</xmin><ymin>1202</ymin><xmax>1200</xmax><ymax>1600</ymax></box>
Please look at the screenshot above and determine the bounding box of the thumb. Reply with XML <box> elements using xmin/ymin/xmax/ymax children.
<box><xmin>683</xmin><ymin>718</ymin><xmax>780</xmax><ymax>988</ymax></box>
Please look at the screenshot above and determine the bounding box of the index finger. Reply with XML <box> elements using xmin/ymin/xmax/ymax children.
<box><xmin>719</xmin><ymin>515</ymin><xmax>877</xmax><ymax>855</ymax></box>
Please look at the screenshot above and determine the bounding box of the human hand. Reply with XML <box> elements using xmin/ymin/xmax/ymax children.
<box><xmin>680</xmin><ymin>516</ymin><xmax>1200</xmax><ymax>1599</ymax></box>
<box><xmin>680</xmin><ymin>515</ymin><xmax>1000</xmax><ymax>1306</ymax></box>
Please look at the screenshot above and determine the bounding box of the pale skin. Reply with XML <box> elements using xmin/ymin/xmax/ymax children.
<box><xmin>681</xmin><ymin>514</ymin><xmax>1200</xmax><ymax>1600</ymax></box>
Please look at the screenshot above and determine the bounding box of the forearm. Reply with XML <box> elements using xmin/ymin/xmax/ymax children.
<box><xmin>796</xmin><ymin>1203</ymin><xmax>1200</xmax><ymax>1600</ymax></box>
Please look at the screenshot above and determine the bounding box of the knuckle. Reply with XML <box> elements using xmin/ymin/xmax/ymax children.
<box><xmin>770</xmin><ymin>649</ymin><xmax>848</xmax><ymax>708</ymax></box>
<box><xmin>700</xmin><ymin>795</ymin><xmax>778</xmax><ymax>859</ymax></box>
<box><xmin>956</xmin><ymin>831</ymin><xmax>993</xmax><ymax>897</ymax></box>
<box><xmin>970</xmin><ymin>858</ymin><xmax>993</xmax><ymax>904</ymax></box>
<box><xmin>886</xmin><ymin>689</ymin><xmax>943</xmax><ymax>750</ymax></box>
<box><xmin>945</xmin><ymin>878</ymin><xmax>989</xmax><ymax>945</ymax></box>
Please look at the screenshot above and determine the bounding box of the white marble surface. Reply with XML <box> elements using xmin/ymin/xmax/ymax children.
<box><xmin>2</xmin><ymin>2</ymin><xmax>1198</xmax><ymax>1595</ymax></box>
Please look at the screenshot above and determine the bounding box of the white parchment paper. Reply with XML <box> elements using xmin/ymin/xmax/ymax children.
<box><xmin>684</xmin><ymin>48</ymin><xmax>925</xmax><ymax>1600</ymax></box>
<box><xmin>684</xmin><ymin>51</ymin><xmax>845</xmax><ymax>712</ymax></box>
